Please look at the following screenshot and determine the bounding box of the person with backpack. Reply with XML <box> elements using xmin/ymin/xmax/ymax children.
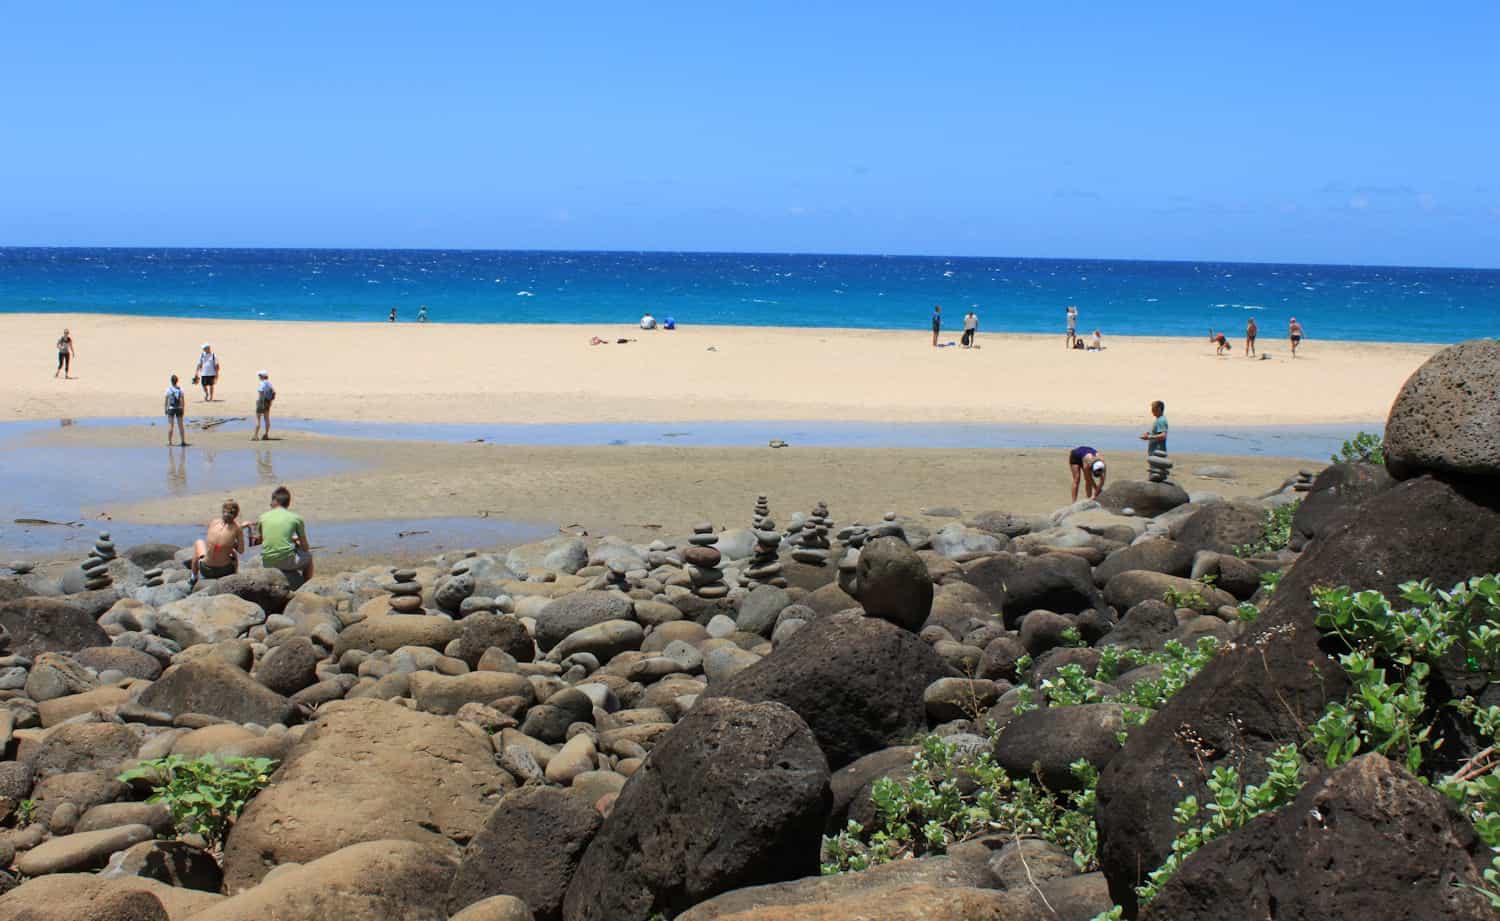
<box><xmin>253</xmin><ymin>370</ymin><xmax>276</xmax><ymax>441</ymax></box>
<box><xmin>164</xmin><ymin>374</ymin><xmax>188</xmax><ymax>446</ymax></box>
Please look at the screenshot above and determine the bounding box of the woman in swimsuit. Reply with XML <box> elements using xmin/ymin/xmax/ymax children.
<box><xmin>1068</xmin><ymin>446</ymin><xmax>1107</xmax><ymax>501</ymax></box>
<box><xmin>1289</xmin><ymin>317</ymin><xmax>1304</xmax><ymax>358</ymax></box>
<box><xmin>191</xmin><ymin>499</ymin><xmax>245</xmax><ymax>586</ymax></box>
<box><xmin>55</xmin><ymin>329</ymin><xmax>75</xmax><ymax>378</ymax></box>
<box><xmin>1245</xmin><ymin>318</ymin><xmax>1258</xmax><ymax>357</ymax></box>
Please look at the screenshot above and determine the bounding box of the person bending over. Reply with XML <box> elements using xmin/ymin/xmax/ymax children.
<box><xmin>257</xmin><ymin>485</ymin><xmax>313</xmax><ymax>582</ymax></box>
<box><xmin>1069</xmin><ymin>447</ymin><xmax>1107</xmax><ymax>501</ymax></box>
<box><xmin>191</xmin><ymin>498</ymin><xmax>244</xmax><ymax>587</ymax></box>
<box><xmin>1210</xmin><ymin>329</ymin><xmax>1231</xmax><ymax>356</ymax></box>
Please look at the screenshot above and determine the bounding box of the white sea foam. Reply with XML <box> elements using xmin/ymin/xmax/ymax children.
<box><xmin>516</xmin><ymin>290</ymin><xmax>534</xmax><ymax>296</ymax></box>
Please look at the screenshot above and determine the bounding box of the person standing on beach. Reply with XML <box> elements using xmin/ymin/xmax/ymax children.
<box><xmin>164</xmin><ymin>374</ymin><xmax>188</xmax><ymax>446</ymax></box>
<box><xmin>55</xmin><ymin>329</ymin><xmax>75</xmax><ymax>378</ymax></box>
<box><xmin>1245</xmin><ymin>317</ymin><xmax>1258</xmax><ymax>357</ymax></box>
<box><xmin>1068</xmin><ymin>446</ymin><xmax>1107</xmax><ymax>501</ymax></box>
<box><xmin>1065</xmin><ymin>306</ymin><xmax>1078</xmax><ymax>348</ymax></box>
<box><xmin>388</xmin><ymin>307</ymin><xmax>397</xmax><ymax>322</ymax></box>
<box><xmin>961</xmin><ymin>310</ymin><xmax>978</xmax><ymax>348</ymax></box>
<box><xmin>194</xmin><ymin>344</ymin><xmax>220</xmax><ymax>402</ymax></box>
<box><xmin>257</xmin><ymin>485</ymin><xmax>313</xmax><ymax>582</ymax></box>
<box><xmin>931</xmin><ymin>305</ymin><xmax>942</xmax><ymax>347</ymax></box>
<box><xmin>1141</xmin><ymin>400</ymin><xmax>1169</xmax><ymax>455</ymax></box>
<box><xmin>417</xmin><ymin>305</ymin><xmax>428</xmax><ymax>323</ymax></box>
<box><xmin>253</xmin><ymin>370</ymin><xmax>276</xmax><ymax>441</ymax></box>
<box><xmin>1289</xmin><ymin>317</ymin><xmax>1304</xmax><ymax>358</ymax></box>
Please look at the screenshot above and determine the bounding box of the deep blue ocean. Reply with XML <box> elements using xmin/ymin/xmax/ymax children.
<box><xmin>2</xmin><ymin>247</ymin><xmax>1496</xmax><ymax>343</ymax></box>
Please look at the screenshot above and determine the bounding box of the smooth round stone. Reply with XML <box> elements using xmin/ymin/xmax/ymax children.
<box><xmin>389</xmin><ymin>595</ymin><xmax>424</xmax><ymax>614</ymax></box>
<box><xmin>393</xmin><ymin>569</ymin><xmax>418</xmax><ymax>582</ymax></box>
<box><xmin>688</xmin><ymin>534</ymin><xmax>717</xmax><ymax>547</ymax></box>
<box><xmin>686</xmin><ymin>565</ymin><xmax>724</xmax><ymax>587</ymax></box>
<box><xmin>693</xmin><ymin>523</ymin><xmax>714</xmax><ymax>533</ymax></box>
<box><xmin>459</xmin><ymin>596</ymin><xmax>496</xmax><ymax>615</ymax></box>
<box><xmin>84</xmin><ymin>579</ymin><xmax>112</xmax><ymax>591</ymax></box>
<box><xmin>683</xmin><ymin>546</ymin><xmax>722</xmax><ymax>568</ymax></box>
<box><xmin>387</xmin><ymin>581</ymin><xmax>422</xmax><ymax>597</ymax></box>
<box><xmin>647</xmin><ymin>540</ymin><xmax>669</xmax><ymax>552</ymax></box>
<box><xmin>7</xmin><ymin>561</ymin><xmax>34</xmax><ymax>574</ymax></box>
<box><xmin>696</xmin><ymin>584</ymin><xmax>731</xmax><ymax>599</ymax></box>
<box><xmin>790</xmin><ymin>549</ymin><xmax>829</xmax><ymax>565</ymax></box>
<box><xmin>81</xmin><ymin>557</ymin><xmax>109</xmax><ymax>572</ymax></box>
<box><xmin>98</xmin><ymin>532</ymin><xmax>112</xmax><ymax>540</ymax></box>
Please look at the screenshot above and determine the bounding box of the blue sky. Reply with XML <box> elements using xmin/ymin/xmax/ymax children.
<box><xmin>3</xmin><ymin>2</ymin><xmax>1496</xmax><ymax>267</ymax></box>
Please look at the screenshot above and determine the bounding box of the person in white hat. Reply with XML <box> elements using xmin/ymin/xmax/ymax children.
<box><xmin>252</xmin><ymin>370</ymin><xmax>276</xmax><ymax>441</ymax></box>
<box><xmin>1068</xmin><ymin>446</ymin><xmax>1107</xmax><ymax>502</ymax></box>
<box><xmin>193</xmin><ymin>344</ymin><xmax>221</xmax><ymax>402</ymax></box>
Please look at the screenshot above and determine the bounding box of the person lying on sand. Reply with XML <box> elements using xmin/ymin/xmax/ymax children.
<box><xmin>1068</xmin><ymin>446</ymin><xmax>1107</xmax><ymax>501</ymax></box>
<box><xmin>191</xmin><ymin>498</ymin><xmax>245</xmax><ymax>587</ymax></box>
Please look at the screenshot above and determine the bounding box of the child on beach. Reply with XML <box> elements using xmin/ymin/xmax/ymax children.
<box><xmin>194</xmin><ymin>344</ymin><xmax>220</xmax><ymax>401</ymax></box>
<box><xmin>253</xmin><ymin>370</ymin><xmax>275</xmax><ymax>441</ymax></box>
<box><xmin>164</xmin><ymin>374</ymin><xmax>187</xmax><ymax>446</ymax></box>
<box><xmin>1068</xmin><ymin>446</ymin><xmax>1107</xmax><ymax>501</ymax></box>
<box><xmin>190</xmin><ymin>498</ymin><xmax>245</xmax><ymax>587</ymax></box>
<box><xmin>1289</xmin><ymin>318</ymin><xmax>1304</xmax><ymax>358</ymax></box>
<box><xmin>1245</xmin><ymin>318</ymin><xmax>1258</xmax><ymax>356</ymax></box>
<box><xmin>55</xmin><ymin>329</ymin><xmax>74</xmax><ymax>378</ymax></box>
<box><xmin>1141</xmin><ymin>400</ymin><xmax>1168</xmax><ymax>455</ymax></box>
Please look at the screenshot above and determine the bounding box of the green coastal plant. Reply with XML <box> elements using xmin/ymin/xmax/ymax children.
<box><xmin>119</xmin><ymin>755</ymin><xmax>277</xmax><ymax>847</ymax></box>
<box><xmin>13</xmin><ymin>798</ymin><xmax>36</xmax><ymax>827</ymax></box>
<box><xmin>1331</xmin><ymin>431</ymin><xmax>1385</xmax><ymax>465</ymax></box>
<box><xmin>1234</xmin><ymin>501</ymin><xmax>1299</xmax><ymax>558</ymax></box>
<box><xmin>1161</xmin><ymin>585</ymin><xmax>1208</xmax><ymax>611</ymax></box>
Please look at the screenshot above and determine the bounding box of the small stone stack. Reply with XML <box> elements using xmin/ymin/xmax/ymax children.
<box><xmin>80</xmin><ymin>532</ymin><xmax>116</xmax><ymax>592</ymax></box>
<box><xmin>645</xmin><ymin>539</ymin><xmax>676</xmax><ymax>568</ymax></box>
<box><xmin>685</xmin><ymin>524</ymin><xmax>729</xmax><ymax>599</ymax></box>
<box><xmin>387</xmin><ymin>568</ymin><xmax>424</xmax><ymax>614</ymax></box>
<box><xmin>789</xmin><ymin>502</ymin><xmax>833</xmax><ymax>566</ymax></box>
<box><xmin>1147</xmin><ymin>452</ymin><xmax>1174</xmax><ymax>483</ymax></box>
<box><xmin>1293</xmin><ymin>469</ymin><xmax>1316</xmax><ymax>492</ymax></box>
<box><xmin>745</xmin><ymin>526</ymin><xmax>785</xmax><ymax>589</ymax></box>
<box><xmin>751</xmin><ymin>495</ymin><xmax>774</xmax><ymax>531</ymax></box>
<box><xmin>142</xmin><ymin>568</ymin><xmax>165</xmax><ymax>588</ymax></box>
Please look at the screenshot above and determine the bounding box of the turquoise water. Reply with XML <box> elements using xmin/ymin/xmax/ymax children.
<box><xmin>3</xmin><ymin>248</ymin><xmax>1497</xmax><ymax>342</ymax></box>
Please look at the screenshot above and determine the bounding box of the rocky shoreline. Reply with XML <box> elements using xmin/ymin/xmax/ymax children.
<box><xmin>0</xmin><ymin>341</ymin><xmax>1496</xmax><ymax>920</ymax></box>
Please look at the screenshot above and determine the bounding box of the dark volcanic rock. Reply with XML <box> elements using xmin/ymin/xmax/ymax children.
<box><xmin>963</xmin><ymin>553</ymin><xmax>1106</xmax><ymax>626</ymax></box>
<box><xmin>1172</xmin><ymin>502</ymin><xmax>1267</xmax><ymax>556</ymax></box>
<box><xmin>1142</xmin><ymin>754</ymin><xmax>1495</xmax><ymax>920</ymax></box>
<box><xmin>561</xmin><ymin>698</ymin><xmax>830</xmax><ymax>921</ymax></box>
<box><xmin>0</xmin><ymin>597</ymin><xmax>109</xmax><ymax>657</ymax></box>
<box><xmin>447</xmin><ymin>786</ymin><xmax>602</xmax><ymax>921</ymax></box>
<box><xmin>1092</xmin><ymin>539</ymin><xmax>1194</xmax><ymax>587</ymax></box>
<box><xmin>1096</xmin><ymin>474</ymin><xmax>1500</xmax><ymax>914</ymax></box>
<box><xmin>453</xmin><ymin>613</ymin><xmax>534</xmax><ymax>666</ymax></box>
<box><xmin>1384</xmin><ymin>339</ymin><xmax>1500</xmax><ymax>481</ymax></box>
<box><xmin>993</xmin><ymin>703</ymin><xmax>1124</xmax><ymax>791</ymax></box>
<box><xmin>1292</xmin><ymin>462</ymin><xmax>1396</xmax><ymax>541</ymax></box>
<box><xmin>852</xmin><ymin>537</ymin><xmax>933</xmax><ymax>631</ymax></box>
<box><xmin>208</xmin><ymin>569</ymin><xmax>294</xmax><ymax>615</ymax></box>
<box><xmin>534</xmin><ymin>592</ymin><xmax>633</xmax><ymax>652</ymax></box>
<box><xmin>251</xmin><ymin>635</ymin><xmax>322</xmax><ymax>696</ymax></box>
<box><xmin>1097</xmin><ymin>480</ymin><xmax>1190</xmax><ymax>517</ymax></box>
<box><xmin>705</xmin><ymin>611</ymin><xmax>953</xmax><ymax>769</ymax></box>
<box><xmin>138</xmin><ymin>658</ymin><xmax>295</xmax><ymax>726</ymax></box>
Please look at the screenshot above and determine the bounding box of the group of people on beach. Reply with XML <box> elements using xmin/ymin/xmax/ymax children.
<box><xmin>929</xmin><ymin>305</ymin><xmax>982</xmax><ymax>348</ymax></box>
<box><xmin>1066</xmin><ymin>400</ymin><xmax>1170</xmax><ymax>501</ymax></box>
<box><xmin>189</xmin><ymin>485</ymin><xmax>314</xmax><ymax>587</ymax></box>
<box><xmin>155</xmin><ymin>341</ymin><xmax>277</xmax><ymax>446</ymax></box>
<box><xmin>1209</xmin><ymin>316</ymin><xmax>1306</xmax><ymax>358</ymax></box>
<box><xmin>388</xmin><ymin>305</ymin><xmax>429</xmax><ymax>322</ymax></box>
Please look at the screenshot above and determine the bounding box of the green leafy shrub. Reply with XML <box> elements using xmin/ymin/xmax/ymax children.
<box><xmin>119</xmin><ymin>755</ymin><xmax>276</xmax><ymax>847</ymax></box>
<box><xmin>1235</xmin><ymin>501</ymin><xmax>1299</xmax><ymax>558</ymax></box>
<box><xmin>1331</xmin><ymin>431</ymin><xmax>1385</xmax><ymax>465</ymax></box>
<box><xmin>13</xmin><ymin>799</ymin><xmax>36</xmax><ymax>827</ymax></box>
<box><xmin>1161</xmin><ymin>585</ymin><xmax>1208</xmax><ymax>611</ymax></box>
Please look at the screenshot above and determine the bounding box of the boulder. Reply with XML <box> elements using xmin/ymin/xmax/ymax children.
<box><xmin>1092</xmin><ymin>539</ymin><xmax>1194</xmax><ymax>586</ymax></box>
<box><xmin>0</xmin><ymin>597</ymin><xmax>109</xmax><ymax>656</ymax></box>
<box><xmin>192</xmin><ymin>839</ymin><xmax>455</xmax><ymax>921</ymax></box>
<box><xmin>737</xmin><ymin>586</ymin><xmax>791</xmax><ymax>637</ymax></box>
<box><xmin>123</xmin><ymin>543</ymin><xmax>181</xmax><ymax>570</ymax></box>
<box><xmin>332</xmin><ymin>614</ymin><xmax>462</xmax><ymax>657</ymax></box>
<box><xmin>1292</xmin><ymin>462</ymin><xmax>1396</xmax><ymax>541</ymax></box>
<box><xmin>929</xmin><ymin>523</ymin><xmax>1006</xmax><ymax>559</ymax></box>
<box><xmin>1143</xmin><ymin>754</ymin><xmax>1495</xmax><ymax>920</ymax></box>
<box><xmin>73</xmin><ymin>647</ymin><xmax>162</xmax><ymax>681</ymax></box>
<box><xmin>1102</xmin><ymin>571</ymin><xmax>1236</xmax><ymax>614</ymax></box>
<box><xmin>1096</xmin><ymin>600</ymin><xmax>1177</xmax><ymax>653</ymax></box>
<box><xmin>1097</xmin><ymin>480</ymin><xmax>1190</xmax><ymax>517</ymax></box>
<box><xmin>453</xmin><ymin>613</ymin><xmax>534</xmax><ymax>666</ymax></box>
<box><xmin>706</xmin><ymin>611</ymin><xmax>953</xmax><ymax>769</ymax></box>
<box><xmin>507</xmin><ymin>537</ymin><xmax>588</xmax><ymax>576</ymax></box>
<box><xmin>963</xmin><ymin>553</ymin><xmax>1106</xmax><ymax>625</ymax></box>
<box><xmin>451</xmin><ymin>896</ymin><xmax>536</xmax><ymax>921</ymax></box>
<box><xmin>551</xmin><ymin>619</ymin><xmax>643</xmax><ymax>663</ymax></box>
<box><xmin>24</xmin><ymin>652</ymin><xmax>99</xmax><ymax>701</ymax></box>
<box><xmin>137</xmin><ymin>658</ymin><xmax>294</xmax><ymax>726</ymax></box>
<box><xmin>15</xmin><ymin>824</ymin><xmax>155</xmax><ymax>876</ymax></box>
<box><xmin>852</xmin><ymin>537</ymin><xmax>934</xmax><ymax>630</ymax></box>
<box><xmin>827</xmin><ymin>745</ymin><xmax>921</xmax><ymax>832</ymax></box>
<box><xmin>534</xmin><ymin>592</ymin><xmax>634</xmax><ymax>652</ymax></box>
<box><xmin>409</xmin><ymin>671</ymin><xmax>533</xmax><ymax>716</ymax></box>
<box><xmin>251</xmin><ymin>635</ymin><xmax>322</xmax><ymax>696</ymax></box>
<box><xmin>207</xmin><ymin>569</ymin><xmax>294</xmax><ymax>615</ymax></box>
<box><xmin>992</xmin><ymin>704</ymin><xmax>1125</xmax><ymax>791</ymax></box>
<box><xmin>0</xmin><ymin>876</ymin><xmax>187</xmax><ymax>921</ymax></box>
<box><xmin>102</xmin><ymin>839</ymin><xmax>223</xmax><ymax>892</ymax></box>
<box><xmin>221</xmin><ymin>698</ymin><xmax>510</xmax><ymax>891</ymax></box>
<box><xmin>24</xmin><ymin>723</ymin><xmax>141</xmax><ymax>779</ymax></box>
<box><xmin>447</xmin><ymin>786</ymin><xmax>603</xmax><ymax>921</ymax></box>
<box><xmin>965</xmin><ymin>510</ymin><xmax>1038</xmax><ymax>538</ymax></box>
<box><xmin>1096</xmin><ymin>474</ymin><xmax>1500</xmax><ymax>913</ymax></box>
<box><xmin>1384</xmin><ymin>339</ymin><xmax>1500</xmax><ymax>480</ymax></box>
<box><xmin>156</xmin><ymin>594</ymin><xmax>267</xmax><ymax>647</ymax></box>
<box><xmin>1172</xmin><ymin>502</ymin><xmax>1267</xmax><ymax>556</ymax></box>
<box><xmin>561</xmin><ymin>698</ymin><xmax>830</xmax><ymax>921</ymax></box>
<box><xmin>681</xmin><ymin>884</ymin><xmax>1047</xmax><ymax>920</ymax></box>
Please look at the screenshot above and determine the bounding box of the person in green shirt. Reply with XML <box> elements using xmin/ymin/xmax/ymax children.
<box><xmin>257</xmin><ymin>485</ymin><xmax>313</xmax><ymax>581</ymax></box>
<box><xmin>1141</xmin><ymin>400</ymin><xmax>1169</xmax><ymax>455</ymax></box>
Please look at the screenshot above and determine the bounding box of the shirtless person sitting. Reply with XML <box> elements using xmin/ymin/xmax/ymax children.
<box><xmin>1068</xmin><ymin>446</ymin><xmax>1107</xmax><ymax>501</ymax></box>
<box><xmin>191</xmin><ymin>499</ymin><xmax>245</xmax><ymax>587</ymax></box>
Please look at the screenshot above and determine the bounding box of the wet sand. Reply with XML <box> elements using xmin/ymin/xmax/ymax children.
<box><xmin>4</xmin><ymin>313</ymin><xmax>1433</xmax><ymax>427</ymax></box>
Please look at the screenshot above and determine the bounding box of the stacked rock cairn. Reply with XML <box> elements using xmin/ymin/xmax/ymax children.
<box><xmin>142</xmin><ymin>566</ymin><xmax>166</xmax><ymax>589</ymax></box>
<box><xmin>1293</xmin><ymin>468</ymin><xmax>1317</xmax><ymax>492</ymax></box>
<box><xmin>1147</xmin><ymin>451</ymin><xmax>1174</xmax><ymax>483</ymax></box>
<box><xmin>79</xmin><ymin>531</ymin><xmax>115</xmax><ymax>592</ymax></box>
<box><xmin>788</xmin><ymin>501</ymin><xmax>833</xmax><ymax>566</ymax></box>
<box><xmin>745</xmin><ymin>495</ymin><xmax>785</xmax><ymax>589</ymax></box>
<box><xmin>386</xmin><ymin>568</ymin><xmax>424</xmax><ymax>614</ymax></box>
<box><xmin>684</xmin><ymin>523</ymin><xmax>729</xmax><ymax>599</ymax></box>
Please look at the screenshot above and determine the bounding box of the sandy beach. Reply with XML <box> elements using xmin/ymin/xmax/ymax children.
<box><xmin>4</xmin><ymin>313</ymin><xmax>1434</xmax><ymax>427</ymax></box>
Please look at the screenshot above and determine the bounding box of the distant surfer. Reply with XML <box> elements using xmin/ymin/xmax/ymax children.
<box><xmin>1068</xmin><ymin>446</ymin><xmax>1107</xmax><ymax>501</ymax></box>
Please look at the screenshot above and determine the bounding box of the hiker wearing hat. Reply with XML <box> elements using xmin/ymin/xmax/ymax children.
<box><xmin>1068</xmin><ymin>446</ymin><xmax>1107</xmax><ymax>502</ymax></box>
<box><xmin>252</xmin><ymin>370</ymin><xmax>276</xmax><ymax>441</ymax></box>
<box><xmin>193</xmin><ymin>344</ymin><xmax>221</xmax><ymax>402</ymax></box>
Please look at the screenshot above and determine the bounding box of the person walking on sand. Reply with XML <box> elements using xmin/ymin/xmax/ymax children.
<box><xmin>1068</xmin><ymin>446</ymin><xmax>1107</xmax><ymax>502</ymax></box>
<box><xmin>257</xmin><ymin>485</ymin><xmax>314</xmax><ymax>582</ymax></box>
<box><xmin>388</xmin><ymin>307</ymin><xmax>397</xmax><ymax>322</ymax></box>
<box><xmin>962</xmin><ymin>310</ymin><xmax>979</xmax><ymax>348</ymax></box>
<box><xmin>253</xmin><ymin>370</ymin><xmax>276</xmax><ymax>441</ymax></box>
<box><xmin>1245</xmin><ymin>317</ymin><xmax>1258</xmax><ymax>357</ymax></box>
<box><xmin>1065</xmin><ymin>306</ymin><xmax>1078</xmax><ymax>348</ymax></box>
<box><xmin>194</xmin><ymin>344</ymin><xmax>221</xmax><ymax>402</ymax></box>
<box><xmin>55</xmin><ymin>329</ymin><xmax>75</xmax><ymax>378</ymax></box>
<box><xmin>1289</xmin><ymin>317</ymin><xmax>1304</xmax><ymax>358</ymax></box>
<box><xmin>417</xmin><ymin>305</ymin><xmax>428</xmax><ymax>323</ymax></box>
<box><xmin>1141</xmin><ymin>400</ymin><xmax>1169</xmax><ymax>455</ymax></box>
<box><xmin>931</xmin><ymin>305</ymin><xmax>942</xmax><ymax>347</ymax></box>
<box><xmin>190</xmin><ymin>498</ymin><xmax>245</xmax><ymax>587</ymax></box>
<box><xmin>164</xmin><ymin>374</ymin><xmax>188</xmax><ymax>446</ymax></box>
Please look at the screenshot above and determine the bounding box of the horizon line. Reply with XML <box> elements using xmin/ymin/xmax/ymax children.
<box><xmin>1</xmin><ymin>243</ymin><xmax>1496</xmax><ymax>275</ymax></box>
